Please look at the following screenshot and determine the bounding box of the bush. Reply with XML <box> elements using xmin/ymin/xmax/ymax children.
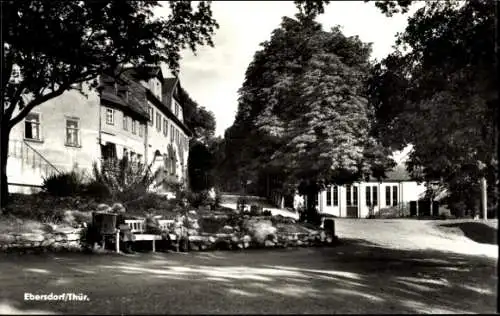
<box><xmin>82</xmin><ymin>180</ymin><xmax>111</xmax><ymax>201</ymax></box>
<box><xmin>124</xmin><ymin>193</ymin><xmax>177</xmax><ymax>217</ymax></box>
<box><xmin>91</xmin><ymin>157</ymin><xmax>157</xmax><ymax>203</ymax></box>
<box><xmin>42</xmin><ymin>171</ymin><xmax>85</xmax><ymax>197</ymax></box>
<box><xmin>250</xmin><ymin>204</ymin><xmax>263</xmax><ymax>213</ymax></box>
<box><xmin>376</xmin><ymin>207</ymin><xmax>404</xmax><ymax>219</ymax></box>
<box><xmin>262</xmin><ymin>210</ymin><xmax>272</xmax><ymax>216</ymax></box>
<box><xmin>187</xmin><ymin>191</ymin><xmax>210</xmax><ymax>209</ymax></box>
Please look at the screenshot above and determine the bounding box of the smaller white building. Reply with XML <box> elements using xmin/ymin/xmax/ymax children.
<box><xmin>313</xmin><ymin>164</ymin><xmax>427</xmax><ymax>218</ymax></box>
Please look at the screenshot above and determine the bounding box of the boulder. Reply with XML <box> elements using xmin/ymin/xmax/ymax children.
<box><xmin>65</xmin><ymin>233</ymin><xmax>81</xmax><ymax>241</ymax></box>
<box><xmin>0</xmin><ymin>233</ymin><xmax>16</xmax><ymax>244</ymax></box>
<box><xmin>18</xmin><ymin>233</ymin><xmax>45</xmax><ymax>243</ymax></box>
<box><xmin>41</xmin><ymin>238</ymin><xmax>55</xmax><ymax>247</ymax></box>
<box><xmin>97</xmin><ymin>204</ymin><xmax>111</xmax><ymax>212</ymax></box>
<box><xmin>111</xmin><ymin>203</ymin><xmax>126</xmax><ymax>213</ymax></box>
<box><xmin>264</xmin><ymin>240</ymin><xmax>276</xmax><ymax>247</ymax></box>
<box><xmin>54</xmin><ymin>234</ymin><xmax>66</xmax><ymax>242</ymax></box>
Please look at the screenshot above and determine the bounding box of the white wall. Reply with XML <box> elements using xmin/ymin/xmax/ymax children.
<box><xmin>317</xmin><ymin>181</ymin><xmax>427</xmax><ymax>218</ymax></box>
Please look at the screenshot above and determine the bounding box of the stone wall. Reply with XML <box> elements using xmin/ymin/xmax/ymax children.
<box><xmin>0</xmin><ymin>227</ymin><xmax>83</xmax><ymax>252</ymax></box>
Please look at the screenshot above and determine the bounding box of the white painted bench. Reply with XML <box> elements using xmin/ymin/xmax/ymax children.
<box><xmin>113</xmin><ymin>219</ymin><xmax>178</xmax><ymax>253</ymax></box>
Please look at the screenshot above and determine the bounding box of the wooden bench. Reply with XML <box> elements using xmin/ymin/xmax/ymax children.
<box><xmin>112</xmin><ymin>218</ymin><xmax>192</xmax><ymax>253</ymax></box>
<box><xmin>113</xmin><ymin>219</ymin><xmax>176</xmax><ymax>253</ymax></box>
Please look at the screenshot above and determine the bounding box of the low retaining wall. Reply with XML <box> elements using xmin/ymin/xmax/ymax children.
<box><xmin>0</xmin><ymin>228</ymin><xmax>83</xmax><ymax>252</ymax></box>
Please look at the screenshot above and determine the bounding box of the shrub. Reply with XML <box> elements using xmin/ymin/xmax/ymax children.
<box><xmin>250</xmin><ymin>204</ymin><xmax>263</xmax><ymax>213</ymax></box>
<box><xmin>244</xmin><ymin>219</ymin><xmax>277</xmax><ymax>245</ymax></box>
<box><xmin>262</xmin><ymin>210</ymin><xmax>272</xmax><ymax>216</ymax></box>
<box><xmin>376</xmin><ymin>207</ymin><xmax>404</xmax><ymax>219</ymax></box>
<box><xmin>82</xmin><ymin>180</ymin><xmax>111</xmax><ymax>201</ymax></box>
<box><xmin>42</xmin><ymin>171</ymin><xmax>85</xmax><ymax>197</ymax></box>
<box><xmin>187</xmin><ymin>190</ymin><xmax>210</xmax><ymax>209</ymax></box>
<box><xmin>91</xmin><ymin>157</ymin><xmax>157</xmax><ymax>203</ymax></box>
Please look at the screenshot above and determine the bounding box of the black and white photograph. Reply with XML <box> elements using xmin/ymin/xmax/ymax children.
<box><xmin>0</xmin><ymin>0</ymin><xmax>498</xmax><ymax>314</ymax></box>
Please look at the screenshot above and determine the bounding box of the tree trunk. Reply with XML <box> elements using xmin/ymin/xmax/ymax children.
<box><xmin>480</xmin><ymin>176</ymin><xmax>487</xmax><ymax>220</ymax></box>
<box><xmin>0</xmin><ymin>127</ymin><xmax>11</xmax><ymax>209</ymax></box>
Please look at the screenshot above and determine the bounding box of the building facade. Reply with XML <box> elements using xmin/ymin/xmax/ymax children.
<box><xmin>313</xmin><ymin>164</ymin><xmax>427</xmax><ymax>218</ymax></box>
<box><xmin>7</xmin><ymin>66</ymin><xmax>191</xmax><ymax>194</ymax></box>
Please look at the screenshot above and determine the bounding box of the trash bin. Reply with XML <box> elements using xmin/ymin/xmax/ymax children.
<box><xmin>92</xmin><ymin>212</ymin><xmax>118</xmax><ymax>250</ymax></box>
<box><xmin>92</xmin><ymin>212</ymin><xmax>117</xmax><ymax>235</ymax></box>
<box><xmin>323</xmin><ymin>218</ymin><xmax>335</xmax><ymax>235</ymax></box>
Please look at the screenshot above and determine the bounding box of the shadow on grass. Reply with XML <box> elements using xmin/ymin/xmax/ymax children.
<box><xmin>0</xmin><ymin>239</ymin><xmax>497</xmax><ymax>314</ymax></box>
<box><xmin>440</xmin><ymin>222</ymin><xmax>498</xmax><ymax>245</ymax></box>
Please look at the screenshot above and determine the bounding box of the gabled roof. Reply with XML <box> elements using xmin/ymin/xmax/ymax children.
<box><xmin>99</xmin><ymin>66</ymin><xmax>192</xmax><ymax>136</ymax></box>
<box><xmin>161</xmin><ymin>77</ymin><xmax>179</xmax><ymax>111</ymax></box>
<box><xmin>384</xmin><ymin>163</ymin><xmax>412</xmax><ymax>181</ymax></box>
<box><xmin>122</xmin><ymin>66</ymin><xmax>164</xmax><ymax>82</ymax></box>
<box><xmin>366</xmin><ymin>163</ymin><xmax>413</xmax><ymax>182</ymax></box>
<box><xmin>99</xmin><ymin>73</ymin><xmax>148</xmax><ymax>120</ymax></box>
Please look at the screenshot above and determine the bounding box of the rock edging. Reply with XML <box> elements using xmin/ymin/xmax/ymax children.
<box><xmin>0</xmin><ymin>228</ymin><xmax>83</xmax><ymax>252</ymax></box>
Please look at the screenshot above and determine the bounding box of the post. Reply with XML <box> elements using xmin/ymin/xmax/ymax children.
<box><xmin>480</xmin><ymin>176</ymin><xmax>487</xmax><ymax>220</ymax></box>
<box><xmin>115</xmin><ymin>230</ymin><xmax>120</xmax><ymax>253</ymax></box>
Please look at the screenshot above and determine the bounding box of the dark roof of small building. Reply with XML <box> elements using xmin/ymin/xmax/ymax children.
<box><xmin>367</xmin><ymin>163</ymin><xmax>413</xmax><ymax>182</ymax></box>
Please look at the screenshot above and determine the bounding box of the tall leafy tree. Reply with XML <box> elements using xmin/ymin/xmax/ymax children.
<box><xmin>1</xmin><ymin>1</ymin><xmax>219</xmax><ymax>207</ymax></box>
<box><xmin>368</xmin><ymin>0</ymin><xmax>498</xmax><ymax>217</ymax></box>
<box><xmin>224</xmin><ymin>14</ymin><xmax>395</xmax><ymax>215</ymax></box>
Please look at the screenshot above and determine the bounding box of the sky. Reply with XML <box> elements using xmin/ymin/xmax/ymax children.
<box><xmin>157</xmin><ymin>1</ymin><xmax>419</xmax><ymax>138</ymax></box>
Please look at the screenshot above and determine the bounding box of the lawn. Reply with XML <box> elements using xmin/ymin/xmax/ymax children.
<box><xmin>0</xmin><ymin>219</ymin><xmax>497</xmax><ymax>314</ymax></box>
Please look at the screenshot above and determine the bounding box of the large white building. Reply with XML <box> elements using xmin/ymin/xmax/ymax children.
<box><xmin>7</xmin><ymin>65</ymin><xmax>191</xmax><ymax>194</ymax></box>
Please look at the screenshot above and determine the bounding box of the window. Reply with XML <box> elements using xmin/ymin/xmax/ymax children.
<box><xmin>163</xmin><ymin>118</ymin><xmax>168</xmax><ymax>136</ymax></box>
<box><xmin>123</xmin><ymin>115</ymin><xmax>128</xmax><ymax>131</ymax></box>
<box><xmin>393</xmin><ymin>185</ymin><xmax>398</xmax><ymax>206</ymax></box>
<box><xmin>346</xmin><ymin>186</ymin><xmax>351</xmax><ymax>206</ymax></box>
<box><xmin>139</xmin><ymin>123</ymin><xmax>144</xmax><ymax>137</ymax></box>
<box><xmin>148</xmin><ymin>106</ymin><xmax>153</xmax><ymax>126</ymax></box>
<box><xmin>65</xmin><ymin>118</ymin><xmax>80</xmax><ymax>147</ymax></box>
<box><xmin>106</xmin><ymin>108</ymin><xmax>114</xmax><ymax>125</ymax></box>
<box><xmin>333</xmin><ymin>186</ymin><xmax>338</xmax><ymax>206</ymax></box>
<box><xmin>353</xmin><ymin>186</ymin><xmax>358</xmax><ymax>206</ymax></box>
<box><xmin>24</xmin><ymin>113</ymin><xmax>41</xmax><ymax>140</ymax></box>
<box><xmin>326</xmin><ymin>187</ymin><xmax>332</xmax><ymax>206</ymax></box>
<box><xmin>170</xmin><ymin>125</ymin><xmax>174</xmax><ymax>143</ymax></box>
<box><xmin>366</xmin><ymin>186</ymin><xmax>372</xmax><ymax>206</ymax></box>
<box><xmin>123</xmin><ymin>148</ymin><xmax>128</xmax><ymax>160</ymax></box>
<box><xmin>176</xmin><ymin>129</ymin><xmax>179</xmax><ymax>145</ymax></box>
<box><xmin>372</xmin><ymin>186</ymin><xmax>378</xmax><ymax>206</ymax></box>
<box><xmin>156</xmin><ymin>113</ymin><xmax>161</xmax><ymax>131</ymax></box>
<box><xmin>131</xmin><ymin>119</ymin><xmax>137</xmax><ymax>135</ymax></box>
<box><xmin>385</xmin><ymin>186</ymin><xmax>391</xmax><ymax>206</ymax></box>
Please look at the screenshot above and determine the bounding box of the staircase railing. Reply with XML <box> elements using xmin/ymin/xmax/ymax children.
<box><xmin>8</xmin><ymin>139</ymin><xmax>61</xmax><ymax>177</ymax></box>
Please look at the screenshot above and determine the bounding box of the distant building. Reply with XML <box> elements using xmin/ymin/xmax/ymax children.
<box><xmin>7</xmin><ymin>66</ymin><xmax>192</xmax><ymax>194</ymax></box>
<box><xmin>313</xmin><ymin>163</ymin><xmax>428</xmax><ymax>218</ymax></box>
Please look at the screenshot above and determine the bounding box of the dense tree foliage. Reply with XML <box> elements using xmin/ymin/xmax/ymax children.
<box><xmin>178</xmin><ymin>85</ymin><xmax>217</xmax><ymax>192</ymax></box>
<box><xmin>368</xmin><ymin>0</ymin><xmax>498</xmax><ymax>216</ymax></box>
<box><xmin>221</xmin><ymin>14</ymin><xmax>395</xmax><ymax>213</ymax></box>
